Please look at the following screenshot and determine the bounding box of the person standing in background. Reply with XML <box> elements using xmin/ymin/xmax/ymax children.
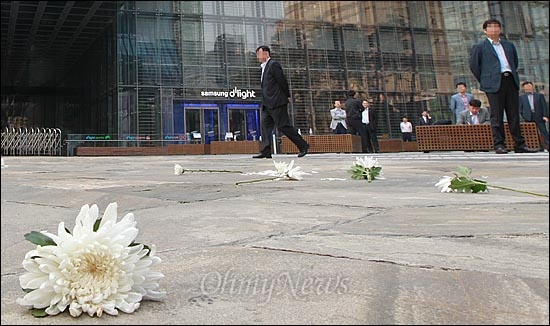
<box><xmin>469</xmin><ymin>18</ymin><xmax>538</xmax><ymax>154</ymax></box>
<box><xmin>345</xmin><ymin>90</ymin><xmax>369</xmax><ymax>153</ymax></box>
<box><xmin>252</xmin><ymin>45</ymin><xmax>309</xmax><ymax>159</ymax></box>
<box><xmin>400</xmin><ymin>117</ymin><xmax>413</xmax><ymax>142</ymax></box>
<box><xmin>449</xmin><ymin>82</ymin><xmax>474</xmax><ymax>124</ymax></box>
<box><xmin>329</xmin><ymin>100</ymin><xmax>348</xmax><ymax>134</ymax></box>
<box><xmin>418</xmin><ymin>110</ymin><xmax>433</xmax><ymax>126</ymax></box>
<box><xmin>361</xmin><ymin>99</ymin><xmax>380</xmax><ymax>153</ymax></box>
<box><xmin>519</xmin><ymin>81</ymin><xmax>549</xmax><ymax>151</ymax></box>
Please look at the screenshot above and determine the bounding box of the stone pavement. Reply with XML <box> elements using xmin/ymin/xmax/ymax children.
<box><xmin>1</xmin><ymin>152</ymin><xmax>548</xmax><ymax>325</ymax></box>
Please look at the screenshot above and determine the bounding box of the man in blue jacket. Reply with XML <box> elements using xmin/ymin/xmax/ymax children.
<box><xmin>519</xmin><ymin>81</ymin><xmax>549</xmax><ymax>151</ymax></box>
<box><xmin>470</xmin><ymin>18</ymin><xmax>538</xmax><ymax>154</ymax></box>
<box><xmin>449</xmin><ymin>82</ymin><xmax>474</xmax><ymax>124</ymax></box>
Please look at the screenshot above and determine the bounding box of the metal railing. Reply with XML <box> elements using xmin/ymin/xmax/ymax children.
<box><xmin>1</xmin><ymin>127</ymin><xmax>63</xmax><ymax>156</ymax></box>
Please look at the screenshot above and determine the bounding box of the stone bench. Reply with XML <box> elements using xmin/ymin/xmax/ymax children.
<box><xmin>415</xmin><ymin>122</ymin><xmax>540</xmax><ymax>151</ymax></box>
<box><xmin>280</xmin><ymin>134</ymin><xmax>362</xmax><ymax>154</ymax></box>
<box><xmin>280</xmin><ymin>135</ymin><xmax>418</xmax><ymax>153</ymax></box>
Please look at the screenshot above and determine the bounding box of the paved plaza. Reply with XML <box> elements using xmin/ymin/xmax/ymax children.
<box><xmin>1</xmin><ymin>152</ymin><xmax>548</xmax><ymax>324</ymax></box>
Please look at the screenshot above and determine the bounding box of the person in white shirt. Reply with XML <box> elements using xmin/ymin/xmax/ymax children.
<box><xmin>361</xmin><ymin>100</ymin><xmax>379</xmax><ymax>153</ymax></box>
<box><xmin>400</xmin><ymin>117</ymin><xmax>413</xmax><ymax>142</ymax></box>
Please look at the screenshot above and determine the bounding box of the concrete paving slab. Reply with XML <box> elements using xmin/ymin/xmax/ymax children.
<box><xmin>1</xmin><ymin>152</ymin><xmax>548</xmax><ymax>324</ymax></box>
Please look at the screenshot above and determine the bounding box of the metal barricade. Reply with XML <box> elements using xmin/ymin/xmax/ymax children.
<box><xmin>1</xmin><ymin>127</ymin><xmax>63</xmax><ymax>156</ymax></box>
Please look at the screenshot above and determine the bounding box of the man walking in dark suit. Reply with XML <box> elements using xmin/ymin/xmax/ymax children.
<box><xmin>253</xmin><ymin>45</ymin><xmax>309</xmax><ymax>159</ymax></box>
<box><xmin>469</xmin><ymin>18</ymin><xmax>538</xmax><ymax>154</ymax></box>
<box><xmin>519</xmin><ymin>81</ymin><xmax>549</xmax><ymax>151</ymax></box>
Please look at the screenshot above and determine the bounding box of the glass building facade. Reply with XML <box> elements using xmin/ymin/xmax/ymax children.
<box><xmin>2</xmin><ymin>1</ymin><xmax>549</xmax><ymax>144</ymax></box>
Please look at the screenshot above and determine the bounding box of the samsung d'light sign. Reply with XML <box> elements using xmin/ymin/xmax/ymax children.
<box><xmin>201</xmin><ymin>87</ymin><xmax>256</xmax><ymax>99</ymax></box>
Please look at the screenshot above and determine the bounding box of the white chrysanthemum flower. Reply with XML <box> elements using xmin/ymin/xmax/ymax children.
<box><xmin>273</xmin><ymin>160</ymin><xmax>309</xmax><ymax>180</ymax></box>
<box><xmin>355</xmin><ymin>156</ymin><xmax>379</xmax><ymax>169</ymax></box>
<box><xmin>174</xmin><ymin>164</ymin><xmax>184</xmax><ymax>175</ymax></box>
<box><xmin>435</xmin><ymin>176</ymin><xmax>454</xmax><ymax>193</ymax></box>
<box><xmin>17</xmin><ymin>203</ymin><xmax>165</xmax><ymax>317</ymax></box>
<box><xmin>285</xmin><ymin>160</ymin><xmax>309</xmax><ymax>181</ymax></box>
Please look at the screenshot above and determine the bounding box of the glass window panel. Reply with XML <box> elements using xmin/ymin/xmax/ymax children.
<box><xmin>309</xmin><ymin>69</ymin><xmax>329</xmax><ymax>89</ymax></box>
<box><xmin>136</xmin><ymin>17</ymin><xmax>159</xmax><ymax>85</ymax></box>
<box><xmin>343</xmin><ymin>27</ymin><xmax>367</xmax><ymax>51</ymax></box>
<box><xmin>174</xmin><ymin>1</ymin><xmax>201</xmax><ymax>14</ymax></box>
<box><xmin>183</xmin><ymin>65</ymin><xmax>205</xmax><ymax>86</ymax></box>
<box><xmin>135</xmin><ymin>2</ymin><xmax>157</xmax><ymax>12</ymax></box>
<box><xmin>204</xmin><ymin>21</ymin><xmax>224</xmax><ymax>45</ymax></box>
<box><xmin>379</xmin><ymin>30</ymin><xmax>401</xmax><ymax>53</ymax></box>
<box><xmin>137</xmin><ymin>88</ymin><xmax>161</xmax><ymax>136</ymax></box>
<box><xmin>244</xmin><ymin>23</ymin><xmax>264</xmax><ymax>53</ymax></box>
<box><xmin>158</xmin><ymin>19</ymin><xmax>182</xmax><ymax>86</ymax></box>
<box><xmin>287</xmin><ymin>68</ymin><xmax>308</xmax><ymax>89</ymax></box>
<box><xmin>228</xmin><ymin>109</ymin><xmax>245</xmax><ymax>137</ymax></box>
<box><xmin>227</xmin><ymin>67</ymin><xmax>249</xmax><ymax>86</ymax></box>
<box><xmin>286</xmin><ymin>48</ymin><xmax>307</xmax><ymax>69</ymax></box>
<box><xmin>223</xmin><ymin>1</ymin><xmax>244</xmax><ymax>16</ymax></box>
<box><xmin>308</xmin><ymin>49</ymin><xmax>328</xmax><ymax>69</ymax></box>
<box><xmin>264</xmin><ymin>1</ymin><xmax>284</xmax><ymax>19</ymax></box>
<box><xmin>408</xmin><ymin>2</ymin><xmax>428</xmax><ymax>28</ymax></box>
<box><xmin>347</xmin><ymin>71</ymin><xmax>367</xmax><ymax>90</ymax></box>
<box><xmin>413</xmin><ymin>32</ymin><xmax>431</xmax><ymax>55</ymax></box>
<box><xmin>377</xmin><ymin>2</ymin><xmax>409</xmax><ymax>26</ymax></box>
<box><xmin>345</xmin><ymin>51</ymin><xmax>365</xmax><ymax>70</ymax></box>
<box><xmin>118</xmin><ymin>87</ymin><xmax>137</xmax><ymax>135</ymax></box>
<box><xmin>328</xmin><ymin>70</ymin><xmax>346</xmax><ymax>90</ymax></box>
<box><xmin>201</xmin><ymin>1</ymin><xmax>219</xmax><ymax>15</ymax></box>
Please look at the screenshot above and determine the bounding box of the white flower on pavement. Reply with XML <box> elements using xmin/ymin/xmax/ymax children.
<box><xmin>17</xmin><ymin>202</ymin><xmax>165</xmax><ymax>318</ymax></box>
<box><xmin>435</xmin><ymin>175</ymin><xmax>454</xmax><ymax>193</ymax></box>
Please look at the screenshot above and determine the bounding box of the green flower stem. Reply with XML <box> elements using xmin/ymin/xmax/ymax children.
<box><xmin>183</xmin><ymin>169</ymin><xmax>243</xmax><ymax>173</ymax></box>
<box><xmin>474</xmin><ymin>179</ymin><xmax>549</xmax><ymax>197</ymax></box>
<box><xmin>486</xmin><ymin>183</ymin><xmax>549</xmax><ymax>197</ymax></box>
<box><xmin>236</xmin><ymin>176</ymin><xmax>279</xmax><ymax>185</ymax></box>
<box><xmin>360</xmin><ymin>170</ymin><xmax>377</xmax><ymax>182</ymax></box>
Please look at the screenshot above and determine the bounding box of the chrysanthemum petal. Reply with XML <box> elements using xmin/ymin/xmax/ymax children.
<box><xmin>17</xmin><ymin>202</ymin><xmax>165</xmax><ymax>318</ymax></box>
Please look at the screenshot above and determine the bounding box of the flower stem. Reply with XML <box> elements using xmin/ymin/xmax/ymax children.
<box><xmin>185</xmin><ymin>169</ymin><xmax>242</xmax><ymax>173</ymax></box>
<box><xmin>236</xmin><ymin>176</ymin><xmax>279</xmax><ymax>185</ymax></box>
<box><xmin>485</xmin><ymin>182</ymin><xmax>549</xmax><ymax>197</ymax></box>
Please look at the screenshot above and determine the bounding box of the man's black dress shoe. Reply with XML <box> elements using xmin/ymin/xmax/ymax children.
<box><xmin>514</xmin><ymin>146</ymin><xmax>539</xmax><ymax>153</ymax></box>
<box><xmin>252</xmin><ymin>153</ymin><xmax>272</xmax><ymax>159</ymax></box>
<box><xmin>297</xmin><ymin>144</ymin><xmax>310</xmax><ymax>158</ymax></box>
<box><xmin>495</xmin><ymin>147</ymin><xmax>508</xmax><ymax>154</ymax></box>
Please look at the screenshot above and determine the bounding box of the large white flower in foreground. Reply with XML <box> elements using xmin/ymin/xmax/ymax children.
<box><xmin>17</xmin><ymin>202</ymin><xmax>165</xmax><ymax>317</ymax></box>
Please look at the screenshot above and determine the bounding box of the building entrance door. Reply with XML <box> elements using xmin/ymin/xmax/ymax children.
<box><xmin>226</xmin><ymin>103</ymin><xmax>261</xmax><ymax>141</ymax></box>
<box><xmin>184</xmin><ymin>104</ymin><xmax>219</xmax><ymax>144</ymax></box>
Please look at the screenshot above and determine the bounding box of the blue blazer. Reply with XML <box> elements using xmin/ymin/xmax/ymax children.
<box><xmin>470</xmin><ymin>38</ymin><xmax>519</xmax><ymax>92</ymax></box>
<box><xmin>519</xmin><ymin>92</ymin><xmax>549</xmax><ymax>122</ymax></box>
<box><xmin>450</xmin><ymin>93</ymin><xmax>474</xmax><ymax>113</ymax></box>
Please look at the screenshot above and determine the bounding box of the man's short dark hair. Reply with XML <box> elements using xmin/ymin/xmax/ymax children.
<box><xmin>456</xmin><ymin>82</ymin><xmax>467</xmax><ymax>88</ymax></box>
<box><xmin>347</xmin><ymin>90</ymin><xmax>356</xmax><ymax>97</ymax></box>
<box><xmin>522</xmin><ymin>81</ymin><xmax>534</xmax><ymax>87</ymax></box>
<box><xmin>483</xmin><ymin>18</ymin><xmax>501</xmax><ymax>29</ymax></box>
<box><xmin>469</xmin><ymin>99</ymin><xmax>482</xmax><ymax>108</ymax></box>
<box><xmin>255</xmin><ymin>45</ymin><xmax>270</xmax><ymax>54</ymax></box>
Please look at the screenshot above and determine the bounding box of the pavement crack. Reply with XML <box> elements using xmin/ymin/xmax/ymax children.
<box><xmin>249</xmin><ymin>245</ymin><xmax>464</xmax><ymax>272</ymax></box>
